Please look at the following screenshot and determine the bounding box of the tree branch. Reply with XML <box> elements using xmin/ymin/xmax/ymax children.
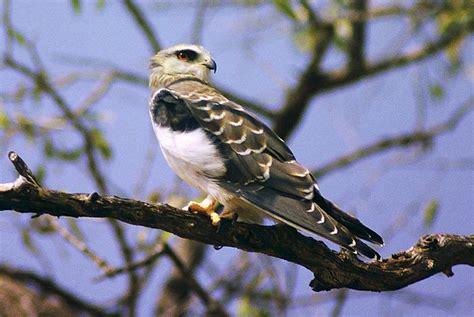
<box><xmin>0</xmin><ymin>265</ymin><xmax>118</xmax><ymax>317</ymax></box>
<box><xmin>273</xmin><ymin>21</ymin><xmax>470</xmax><ymax>140</ymax></box>
<box><xmin>312</xmin><ymin>97</ymin><xmax>474</xmax><ymax>178</ymax></box>
<box><xmin>1</xmin><ymin>152</ymin><xmax>472</xmax><ymax>293</ymax></box>
<box><xmin>347</xmin><ymin>0</ymin><xmax>367</xmax><ymax>74</ymax></box>
<box><xmin>273</xmin><ymin>3</ymin><xmax>334</xmax><ymax>139</ymax></box>
<box><xmin>3</xmin><ymin>53</ymin><xmax>140</xmax><ymax>315</ymax></box>
<box><xmin>122</xmin><ymin>0</ymin><xmax>160</xmax><ymax>53</ymax></box>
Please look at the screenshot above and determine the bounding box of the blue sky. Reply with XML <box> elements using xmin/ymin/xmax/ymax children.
<box><xmin>1</xmin><ymin>1</ymin><xmax>473</xmax><ymax>316</ymax></box>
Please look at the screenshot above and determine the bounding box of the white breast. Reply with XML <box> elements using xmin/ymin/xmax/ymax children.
<box><xmin>152</xmin><ymin>124</ymin><xmax>226</xmax><ymax>193</ymax></box>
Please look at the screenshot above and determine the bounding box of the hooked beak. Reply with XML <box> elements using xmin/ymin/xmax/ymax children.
<box><xmin>204</xmin><ymin>59</ymin><xmax>217</xmax><ymax>73</ymax></box>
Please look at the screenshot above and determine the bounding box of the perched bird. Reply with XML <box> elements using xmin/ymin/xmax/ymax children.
<box><xmin>148</xmin><ymin>44</ymin><xmax>384</xmax><ymax>259</ymax></box>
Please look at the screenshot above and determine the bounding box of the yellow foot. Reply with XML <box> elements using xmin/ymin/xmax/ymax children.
<box><xmin>186</xmin><ymin>195</ymin><xmax>221</xmax><ymax>226</ymax></box>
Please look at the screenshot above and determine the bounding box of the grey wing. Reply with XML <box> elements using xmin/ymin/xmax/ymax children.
<box><xmin>167</xmin><ymin>82</ymin><xmax>382</xmax><ymax>258</ymax></box>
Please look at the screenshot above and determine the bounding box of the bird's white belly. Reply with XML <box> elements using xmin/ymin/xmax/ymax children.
<box><xmin>152</xmin><ymin>125</ymin><xmax>226</xmax><ymax>193</ymax></box>
<box><xmin>152</xmin><ymin>124</ymin><xmax>264</xmax><ymax>224</ymax></box>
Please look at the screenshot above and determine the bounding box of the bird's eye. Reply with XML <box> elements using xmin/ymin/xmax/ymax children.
<box><xmin>176</xmin><ymin>50</ymin><xmax>197</xmax><ymax>61</ymax></box>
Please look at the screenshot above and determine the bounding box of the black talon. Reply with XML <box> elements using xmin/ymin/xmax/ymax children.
<box><xmin>231</xmin><ymin>213</ymin><xmax>239</xmax><ymax>224</ymax></box>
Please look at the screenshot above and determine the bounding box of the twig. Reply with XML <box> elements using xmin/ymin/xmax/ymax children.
<box><xmin>122</xmin><ymin>0</ymin><xmax>160</xmax><ymax>53</ymax></box>
<box><xmin>0</xmin><ymin>265</ymin><xmax>118</xmax><ymax>317</ymax></box>
<box><xmin>99</xmin><ymin>242</ymin><xmax>165</xmax><ymax>279</ymax></box>
<box><xmin>112</xmin><ymin>68</ymin><xmax>278</xmax><ymax>119</ymax></box>
<box><xmin>162</xmin><ymin>244</ymin><xmax>230</xmax><ymax>317</ymax></box>
<box><xmin>273</xmin><ymin>7</ymin><xmax>334</xmax><ymax>139</ymax></box>
<box><xmin>155</xmin><ymin>239</ymin><xmax>209</xmax><ymax>316</ymax></box>
<box><xmin>191</xmin><ymin>0</ymin><xmax>208</xmax><ymax>44</ymax></box>
<box><xmin>0</xmin><ymin>152</ymin><xmax>472</xmax><ymax>293</ymax></box>
<box><xmin>47</xmin><ymin>217</ymin><xmax>113</xmax><ymax>274</ymax></box>
<box><xmin>76</xmin><ymin>73</ymin><xmax>114</xmax><ymax>114</ymax></box>
<box><xmin>3</xmin><ymin>55</ymin><xmax>108</xmax><ymax>192</ymax></box>
<box><xmin>312</xmin><ymin>97</ymin><xmax>474</xmax><ymax>178</ymax></box>
<box><xmin>2</xmin><ymin>28</ymin><xmax>140</xmax><ymax>314</ymax></box>
<box><xmin>273</xmin><ymin>18</ymin><xmax>470</xmax><ymax>140</ymax></box>
<box><xmin>331</xmin><ymin>289</ymin><xmax>348</xmax><ymax>317</ymax></box>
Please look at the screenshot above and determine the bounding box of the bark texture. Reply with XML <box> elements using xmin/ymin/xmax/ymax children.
<box><xmin>1</xmin><ymin>152</ymin><xmax>473</xmax><ymax>292</ymax></box>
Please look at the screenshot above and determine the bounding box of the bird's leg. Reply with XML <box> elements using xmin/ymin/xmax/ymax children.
<box><xmin>220</xmin><ymin>209</ymin><xmax>238</xmax><ymax>222</ymax></box>
<box><xmin>186</xmin><ymin>195</ymin><xmax>221</xmax><ymax>226</ymax></box>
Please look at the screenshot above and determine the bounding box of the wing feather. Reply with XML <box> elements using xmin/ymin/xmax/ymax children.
<box><xmin>164</xmin><ymin>79</ymin><xmax>382</xmax><ymax>258</ymax></box>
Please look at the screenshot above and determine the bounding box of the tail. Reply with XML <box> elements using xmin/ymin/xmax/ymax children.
<box><xmin>313</xmin><ymin>192</ymin><xmax>384</xmax><ymax>259</ymax></box>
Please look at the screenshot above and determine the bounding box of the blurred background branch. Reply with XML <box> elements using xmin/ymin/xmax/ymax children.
<box><xmin>0</xmin><ymin>0</ymin><xmax>472</xmax><ymax>315</ymax></box>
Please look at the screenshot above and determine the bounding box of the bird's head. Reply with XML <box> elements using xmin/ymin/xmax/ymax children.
<box><xmin>149</xmin><ymin>44</ymin><xmax>217</xmax><ymax>89</ymax></box>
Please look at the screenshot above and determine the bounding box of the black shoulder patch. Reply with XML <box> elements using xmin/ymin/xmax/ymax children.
<box><xmin>150</xmin><ymin>90</ymin><xmax>200</xmax><ymax>132</ymax></box>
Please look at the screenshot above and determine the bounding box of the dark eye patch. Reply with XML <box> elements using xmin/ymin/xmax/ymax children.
<box><xmin>176</xmin><ymin>49</ymin><xmax>198</xmax><ymax>61</ymax></box>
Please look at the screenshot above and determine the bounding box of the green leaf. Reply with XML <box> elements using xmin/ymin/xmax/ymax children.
<box><xmin>161</xmin><ymin>231</ymin><xmax>172</xmax><ymax>243</ymax></box>
<box><xmin>44</xmin><ymin>140</ymin><xmax>55</xmax><ymax>158</ymax></box>
<box><xmin>0</xmin><ymin>112</ymin><xmax>10</xmax><ymax>129</ymax></box>
<box><xmin>293</xmin><ymin>26</ymin><xmax>317</xmax><ymax>53</ymax></box>
<box><xmin>22</xmin><ymin>229</ymin><xmax>37</xmax><ymax>254</ymax></box>
<box><xmin>91</xmin><ymin>128</ymin><xmax>112</xmax><ymax>159</ymax></box>
<box><xmin>17</xmin><ymin>115</ymin><xmax>36</xmax><ymax>141</ymax></box>
<box><xmin>96</xmin><ymin>0</ymin><xmax>106</xmax><ymax>10</ymax></box>
<box><xmin>14</xmin><ymin>84</ymin><xmax>27</xmax><ymax>102</ymax></box>
<box><xmin>272</xmin><ymin>0</ymin><xmax>297</xmax><ymax>21</ymax></box>
<box><xmin>32</xmin><ymin>84</ymin><xmax>42</xmax><ymax>102</ymax></box>
<box><xmin>35</xmin><ymin>165</ymin><xmax>46</xmax><ymax>185</ymax></box>
<box><xmin>71</xmin><ymin>0</ymin><xmax>81</xmax><ymax>13</ymax></box>
<box><xmin>43</xmin><ymin>140</ymin><xmax>83</xmax><ymax>161</ymax></box>
<box><xmin>12</xmin><ymin>30</ymin><xmax>26</xmax><ymax>46</ymax></box>
<box><xmin>238</xmin><ymin>296</ymin><xmax>270</xmax><ymax>317</ymax></box>
<box><xmin>424</xmin><ymin>199</ymin><xmax>439</xmax><ymax>229</ymax></box>
<box><xmin>57</xmin><ymin>148</ymin><xmax>82</xmax><ymax>161</ymax></box>
<box><xmin>430</xmin><ymin>84</ymin><xmax>444</xmax><ymax>100</ymax></box>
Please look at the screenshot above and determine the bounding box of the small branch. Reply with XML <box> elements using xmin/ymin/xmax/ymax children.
<box><xmin>3</xmin><ymin>55</ymin><xmax>108</xmax><ymax>193</ymax></box>
<box><xmin>273</xmin><ymin>21</ymin><xmax>470</xmax><ymax>140</ymax></box>
<box><xmin>331</xmin><ymin>289</ymin><xmax>348</xmax><ymax>317</ymax></box>
<box><xmin>156</xmin><ymin>240</ymin><xmax>209</xmax><ymax>316</ymax></box>
<box><xmin>47</xmin><ymin>217</ymin><xmax>114</xmax><ymax>274</ymax></box>
<box><xmin>273</xmin><ymin>18</ymin><xmax>334</xmax><ymax>139</ymax></box>
<box><xmin>162</xmin><ymin>244</ymin><xmax>230</xmax><ymax>317</ymax></box>
<box><xmin>191</xmin><ymin>0</ymin><xmax>208</xmax><ymax>44</ymax></box>
<box><xmin>0</xmin><ymin>265</ymin><xmax>118</xmax><ymax>317</ymax></box>
<box><xmin>99</xmin><ymin>243</ymin><xmax>165</xmax><ymax>279</ymax></box>
<box><xmin>111</xmin><ymin>68</ymin><xmax>277</xmax><ymax>119</ymax></box>
<box><xmin>122</xmin><ymin>0</ymin><xmax>160</xmax><ymax>53</ymax></box>
<box><xmin>3</xmin><ymin>50</ymin><xmax>139</xmax><ymax>315</ymax></box>
<box><xmin>312</xmin><ymin>97</ymin><xmax>474</xmax><ymax>178</ymax></box>
<box><xmin>0</xmin><ymin>152</ymin><xmax>472</xmax><ymax>293</ymax></box>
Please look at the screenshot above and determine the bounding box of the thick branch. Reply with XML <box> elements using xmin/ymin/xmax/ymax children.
<box><xmin>347</xmin><ymin>0</ymin><xmax>367</xmax><ymax>74</ymax></box>
<box><xmin>1</xmin><ymin>152</ymin><xmax>472</xmax><ymax>293</ymax></box>
<box><xmin>273</xmin><ymin>23</ymin><xmax>470</xmax><ymax>140</ymax></box>
<box><xmin>273</xmin><ymin>5</ymin><xmax>334</xmax><ymax>139</ymax></box>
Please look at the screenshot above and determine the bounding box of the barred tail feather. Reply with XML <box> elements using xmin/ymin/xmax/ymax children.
<box><xmin>313</xmin><ymin>193</ymin><xmax>384</xmax><ymax>246</ymax></box>
<box><xmin>237</xmin><ymin>187</ymin><xmax>382</xmax><ymax>259</ymax></box>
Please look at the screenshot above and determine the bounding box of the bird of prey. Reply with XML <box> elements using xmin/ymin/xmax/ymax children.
<box><xmin>148</xmin><ymin>44</ymin><xmax>384</xmax><ymax>259</ymax></box>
